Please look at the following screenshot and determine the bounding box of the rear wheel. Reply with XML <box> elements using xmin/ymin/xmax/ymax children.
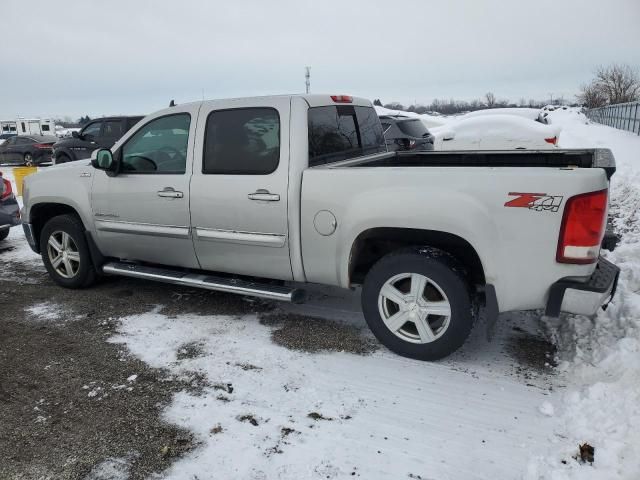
<box><xmin>0</xmin><ymin>228</ymin><xmax>9</xmax><ymax>241</ymax></box>
<box><xmin>24</xmin><ymin>152</ymin><xmax>34</xmax><ymax>166</ymax></box>
<box><xmin>40</xmin><ymin>214</ymin><xmax>96</xmax><ymax>288</ymax></box>
<box><xmin>361</xmin><ymin>247</ymin><xmax>473</xmax><ymax>360</ymax></box>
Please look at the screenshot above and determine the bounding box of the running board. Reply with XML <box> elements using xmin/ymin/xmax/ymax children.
<box><xmin>102</xmin><ymin>261</ymin><xmax>305</xmax><ymax>304</ymax></box>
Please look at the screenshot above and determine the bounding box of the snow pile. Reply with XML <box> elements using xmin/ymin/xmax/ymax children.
<box><xmin>374</xmin><ymin>105</ymin><xmax>448</xmax><ymax>128</ymax></box>
<box><xmin>460</xmin><ymin>107</ymin><xmax>542</xmax><ymax>121</ymax></box>
<box><xmin>430</xmin><ymin>114</ymin><xmax>560</xmax><ymax>150</ymax></box>
<box><xmin>541</xmin><ymin>106</ymin><xmax>589</xmax><ymax>126</ymax></box>
<box><xmin>528</xmin><ymin>111</ymin><xmax>640</xmax><ymax>479</ymax></box>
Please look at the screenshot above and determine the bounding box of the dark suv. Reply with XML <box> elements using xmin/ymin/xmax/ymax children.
<box><xmin>379</xmin><ymin>115</ymin><xmax>435</xmax><ymax>151</ymax></box>
<box><xmin>52</xmin><ymin>116</ymin><xmax>143</xmax><ymax>164</ymax></box>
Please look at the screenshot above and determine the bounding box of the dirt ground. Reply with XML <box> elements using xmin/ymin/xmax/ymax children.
<box><xmin>0</xmin><ymin>253</ymin><xmax>391</xmax><ymax>479</ymax></box>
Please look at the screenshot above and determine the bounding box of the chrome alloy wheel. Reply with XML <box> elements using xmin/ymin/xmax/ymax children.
<box><xmin>47</xmin><ymin>230</ymin><xmax>81</xmax><ymax>279</ymax></box>
<box><xmin>377</xmin><ymin>273</ymin><xmax>452</xmax><ymax>344</ymax></box>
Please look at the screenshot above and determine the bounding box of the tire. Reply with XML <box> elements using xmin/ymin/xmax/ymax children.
<box><xmin>56</xmin><ymin>154</ymin><xmax>71</xmax><ymax>165</ymax></box>
<box><xmin>24</xmin><ymin>152</ymin><xmax>34</xmax><ymax>166</ymax></box>
<box><xmin>40</xmin><ymin>214</ymin><xmax>96</xmax><ymax>288</ymax></box>
<box><xmin>361</xmin><ymin>247</ymin><xmax>473</xmax><ymax>361</ymax></box>
<box><xmin>0</xmin><ymin>228</ymin><xmax>9</xmax><ymax>241</ymax></box>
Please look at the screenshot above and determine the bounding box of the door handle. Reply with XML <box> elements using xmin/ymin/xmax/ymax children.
<box><xmin>157</xmin><ymin>187</ymin><xmax>184</xmax><ymax>199</ymax></box>
<box><xmin>248</xmin><ymin>189</ymin><xmax>280</xmax><ymax>202</ymax></box>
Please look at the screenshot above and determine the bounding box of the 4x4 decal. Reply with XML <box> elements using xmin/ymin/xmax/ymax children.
<box><xmin>504</xmin><ymin>192</ymin><xmax>563</xmax><ymax>212</ymax></box>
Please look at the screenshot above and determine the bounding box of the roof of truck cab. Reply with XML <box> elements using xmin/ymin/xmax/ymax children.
<box><xmin>161</xmin><ymin>94</ymin><xmax>372</xmax><ymax>111</ymax></box>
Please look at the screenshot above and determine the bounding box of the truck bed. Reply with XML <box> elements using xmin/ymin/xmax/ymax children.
<box><xmin>326</xmin><ymin>149</ymin><xmax>615</xmax><ymax>179</ymax></box>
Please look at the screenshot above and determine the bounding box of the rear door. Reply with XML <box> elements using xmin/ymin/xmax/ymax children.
<box><xmin>101</xmin><ymin>120</ymin><xmax>125</xmax><ymax>148</ymax></box>
<box><xmin>15</xmin><ymin>137</ymin><xmax>33</xmax><ymax>162</ymax></box>
<box><xmin>91</xmin><ymin>105</ymin><xmax>200</xmax><ymax>269</ymax></box>
<box><xmin>190</xmin><ymin>97</ymin><xmax>293</xmax><ymax>280</ymax></box>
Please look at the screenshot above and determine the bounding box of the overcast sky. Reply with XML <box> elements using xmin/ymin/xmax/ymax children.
<box><xmin>2</xmin><ymin>0</ymin><xmax>639</xmax><ymax>120</ymax></box>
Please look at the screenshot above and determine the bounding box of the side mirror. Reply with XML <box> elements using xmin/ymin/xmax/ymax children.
<box><xmin>91</xmin><ymin>149</ymin><xmax>116</xmax><ymax>173</ymax></box>
<box><xmin>72</xmin><ymin>130</ymin><xmax>80</xmax><ymax>138</ymax></box>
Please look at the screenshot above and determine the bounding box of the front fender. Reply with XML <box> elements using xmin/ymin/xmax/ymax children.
<box><xmin>22</xmin><ymin>162</ymin><xmax>94</xmax><ymax>231</ymax></box>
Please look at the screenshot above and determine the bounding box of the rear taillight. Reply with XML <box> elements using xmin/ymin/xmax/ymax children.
<box><xmin>545</xmin><ymin>136</ymin><xmax>558</xmax><ymax>145</ymax></box>
<box><xmin>1</xmin><ymin>176</ymin><xmax>12</xmax><ymax>201</ymax></box>
<box><xmin>557</xmin><ymin>189</ymin><xmax>607</xmax><ymax>264</ymax></box>
<box><xmin>33</xmin><ymin>143</ymin><xmax>52</xmax><ymax>149</ymax></box>
<box><xmin>331</xmin><ymin>95</ymin><xmax>353</xmax><ymax>103</ymax></box>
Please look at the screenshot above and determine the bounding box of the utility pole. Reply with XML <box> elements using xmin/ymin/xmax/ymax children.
<box><xmin>305</xmin><ymin>66</ymin><xmax>311</xmax><ymax>94</ymax></box>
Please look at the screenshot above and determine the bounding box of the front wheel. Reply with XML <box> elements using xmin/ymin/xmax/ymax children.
<box><xmin>361</xmin><ymin>248</ymin><xmax>473</xmax><ymax>361</ymax></box>
<box><xmin>55</xmin><ymin>154</ymin><xmax>71</xmax><ymax>165</ymax></box>
<box><xmin>0</xmin><ymin>228</ymin><xmax>9</xmax><ymax>241</ymax></box>
<box><xmin>40</xmin><ymin>214</ymin><xmax>96</xmax><ymax>288</ymax></box>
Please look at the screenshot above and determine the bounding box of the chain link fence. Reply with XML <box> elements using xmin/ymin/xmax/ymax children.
<box><xmin>587</xmin><ymin>101</ymin><xmax>640</xmax><ymax>135</ymax></box>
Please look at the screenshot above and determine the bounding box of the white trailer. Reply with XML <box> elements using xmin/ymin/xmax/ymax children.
<box><xmin>1</xmin><ymin>118</ymin><xmax>56</xmax><ymax>136</ymax></box>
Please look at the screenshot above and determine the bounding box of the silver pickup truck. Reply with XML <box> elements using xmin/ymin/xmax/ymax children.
<box><xmin>21</xmin><ymin>94</ymin><xmax>619</xmax><ymax>360</ymax></box>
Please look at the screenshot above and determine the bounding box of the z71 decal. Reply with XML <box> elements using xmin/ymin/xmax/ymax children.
<box><xmin>504</xmin><ymin>192</ymin><xmax>563</xmax><ymax>212</ymax></box>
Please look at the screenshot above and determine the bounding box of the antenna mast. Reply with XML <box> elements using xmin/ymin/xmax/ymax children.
<box><xmin>305</xmin><ymin>66</ymin><xmax>311</xmax><ymax>94</ymax></box>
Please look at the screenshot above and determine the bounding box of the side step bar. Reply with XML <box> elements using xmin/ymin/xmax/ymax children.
<box><xmin>102</xmin><ymin>261</ymin><xmax>305</xmax><ymax>304</ymax></box>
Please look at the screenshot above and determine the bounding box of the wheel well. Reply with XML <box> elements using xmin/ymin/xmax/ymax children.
<box><xmin>30</xmin><ymin>203</ymin><xmax>82</xmax><ymax>251</ymax></box>
<box><xmin>349</xmin><ymin>228</ymin><xmax>486</xmax><ymax>286</ymax></box>
<box><xmin>56</xmin><ymin>151</ymin><xmax>71</xmax><ymax>161</ymax></box>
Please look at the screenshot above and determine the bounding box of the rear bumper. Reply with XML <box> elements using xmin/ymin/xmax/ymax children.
<box><xmin>545</xmin><ymin>257</ymin><xmax>620</xmax><ymax>318</ymax></box>
<box><xmin>0</xmin><ymin>200</ymin><xmax>21</xmax><ymax>228</ymax></box>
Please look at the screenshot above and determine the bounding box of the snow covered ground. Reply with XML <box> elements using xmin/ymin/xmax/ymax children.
<box><xmin>2</xmin><ymin>108</ymin><xmax>638</xmax><ymax>479</ymax></box>
<box><xmin>526</xmin><ymin>110</ymin><xmax>640</xmax><ymax>480</ymax></box>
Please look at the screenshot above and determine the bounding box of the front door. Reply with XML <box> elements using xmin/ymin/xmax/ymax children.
<box><xmin>190</xmin><ymin>97</ymin><xmax>293</xmax><ymax>280</ymax></box>
<box><xmin>91</xmin><ymin>106</ymin><xmax>200</xmax><ymax>269</ymax></box>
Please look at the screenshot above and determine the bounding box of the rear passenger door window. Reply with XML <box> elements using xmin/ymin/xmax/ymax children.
<box><xmin>103</xmin><ymin>121</ymin><xmax>124</xmax><ymax>139</ymax></box>
<box><xmin>203</xmin><ymin>108</ymin><xmax>280</xmax><ymax>175</ymax></box>
<box><xmin>120</xmin><ymin>113</ymin><xmax>190</xmax><ymax>174</ymax></box>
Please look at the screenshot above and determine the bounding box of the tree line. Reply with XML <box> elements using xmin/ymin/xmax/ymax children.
<box><xmin>375</xmin><ymin>63</ymin><xmax>639</xmax><ymax>114</ymax></box>
<box><xmin>374</xmin><ymin>94</ymin><xmax>555</xmax><ymax>115</ymax></box>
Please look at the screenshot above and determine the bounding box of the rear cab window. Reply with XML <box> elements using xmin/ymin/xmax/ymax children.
<box><xmin>308</xmin><ymin>105</ymin><xmax>385</xmax><ymax>166</ymax></box>
<box><xmin>397</xmin><ymin>119</ymin><xmax>429</xmax><ymax>137</ymax></box>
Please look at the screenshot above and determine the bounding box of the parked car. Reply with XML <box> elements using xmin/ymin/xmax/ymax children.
<box><xmin>21</xmin><ymin>94</ymin><xmax>619</xmax><ymax>361</ymax></box>
<box><xmin>0</xmin><ymin>172</ymin><xmax>20</xmax><ymax>241</ymax></box>
<box><xmin>52</xmin><ymin>116</ymin><xmax>143</xmax><ymax>164</ymax></box>
<box><xmin>379</xmin><ymin>115</ymin><xmax>434</xmax><ymax>151</ymax></box>
<box><xmin>431</xmin><ymin>115</ymin><xmax>561</xmax><ymax>150</ymax></box>
<box><xmin>0</xmin><ymin>135</ymin><xmax>57</xmax><ymax>165</ymax></box>
<box><xmin>0</xmin><ymin>133</ymin><xmax>16</xmax><ymax>146</ymax></box>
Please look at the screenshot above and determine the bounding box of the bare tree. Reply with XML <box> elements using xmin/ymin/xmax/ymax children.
<box><xmin>484</xmin><ymin>92</ymin><xmax>496</xmax><ymax>108</ymax></box>
<box><xmin>594</xmin><ymin>64</ymin><xmax>640</xmax><ymax>104</ymax></box>
<box><xmin>577</xmin><ymin>82</ymin><xmax>607</xmax><ymax>109</ymax></box>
